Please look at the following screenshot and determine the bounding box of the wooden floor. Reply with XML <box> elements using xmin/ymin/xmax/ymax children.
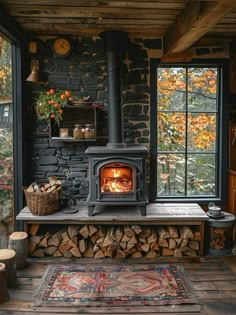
<box><xmin>0</xmin><ymin>256</ymin><xmax>236</xmax><ymax>315</ymax></box>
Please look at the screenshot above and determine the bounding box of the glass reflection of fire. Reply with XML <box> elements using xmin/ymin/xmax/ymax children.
<box><xmin>101</xmin><ymin>165</ymin><xmax>133</xmax><ymax>193</ymax></box>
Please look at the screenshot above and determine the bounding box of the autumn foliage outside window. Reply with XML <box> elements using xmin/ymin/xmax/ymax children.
<box><xmin>156</xmin><ymin>66</ymin><xmax>218</xmax><ymax>197</ymax></box>
<box><xmin>0</xmin><ymin>35</ymin><xmax>13</xmax><ymax>248</ymax></box>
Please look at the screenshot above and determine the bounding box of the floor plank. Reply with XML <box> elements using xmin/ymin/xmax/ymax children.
<box><xmin>0</xmin><ymin>256</ymin><xmax>236</xmax><ymax>314</ymax></box>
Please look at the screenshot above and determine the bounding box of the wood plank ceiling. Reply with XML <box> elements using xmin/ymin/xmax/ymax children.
<box><xmin>0</xmin><ymin>0</ymin><xmax>236</xmax><ymax>53</ymax></box>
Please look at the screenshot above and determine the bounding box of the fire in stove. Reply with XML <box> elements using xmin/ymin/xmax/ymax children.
<box><xmin>100</xmin><ymin>163</ymin><xmax>133</xmax><ymax>193</ymax></box>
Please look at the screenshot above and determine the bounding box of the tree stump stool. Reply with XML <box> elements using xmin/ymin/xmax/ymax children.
<box><xmin>8</xmin><ymin>232</ymin><xmax>28</xmax><ymax>270</ymax></box>
<box><xmin>0</xmin><ymin>263</ymin><xmax>9</xmax><ymax>304</ymax></box>
<box><xmin>0</xmin><ymin>249</ymin><xmax>16</xmax><ymax>287</ymax></box>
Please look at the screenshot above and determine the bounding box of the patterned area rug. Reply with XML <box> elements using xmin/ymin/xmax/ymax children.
<box><xmin>34</xmin><ymin>264</ymin><xmax>199</xmax><ymax>306</ymax></box>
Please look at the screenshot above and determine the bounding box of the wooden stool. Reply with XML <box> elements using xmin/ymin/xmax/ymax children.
<box><xmin>0</xmin><ymin>249</ymin><xmax>16</xmax><ymax>287</ymax></box>
<box><xmin>8</xmin><ymin>232</ymin><xmax>28</xmax><ymax>270</ymax></box>
<box><xmin>0</xmin><ymin>263</ymin><xmax>9</xmax><ymax>304</ymax></box>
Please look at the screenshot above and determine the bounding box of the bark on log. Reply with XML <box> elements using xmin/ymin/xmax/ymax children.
<box><xmin>0</xmin><ymin>249</ymin><xmax>17</xmax><ymax>288</ymax></box>
<box><xmin>0</xmin><ymin>263</ymin><xmax>9</xmax><ymax>304</ymax></box>
<box><xmin>8</xmin><ymin>231</ymin><xmax>28</xmax><ymax>270</ymax></box>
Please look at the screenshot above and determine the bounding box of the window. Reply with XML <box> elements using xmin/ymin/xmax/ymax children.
<box><xmin>3</xmin><ymin>105</ymin><xmax>9</xmax><ymax>117</ymax></box>
<box><xmin>0</xmin><ymin>35</ymin><xmax>13</xmax><ymax>247</ymax></box>
<box><xmin>150</xmin><ymin>60</ymin><xmax>227</xmax><ymax>203</ymax></box>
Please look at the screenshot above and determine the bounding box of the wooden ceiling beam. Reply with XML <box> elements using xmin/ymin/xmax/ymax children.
<box><xmin>163</xmin><ymin>0</ymin><xmax>236</xmax><ymax>54</ymax></box>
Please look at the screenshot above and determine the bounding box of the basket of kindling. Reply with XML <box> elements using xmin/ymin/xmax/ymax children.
<box><xmin>24</xmin><ymin>177</ymin><xmax>62</xmax><ymax>216</ymax></box>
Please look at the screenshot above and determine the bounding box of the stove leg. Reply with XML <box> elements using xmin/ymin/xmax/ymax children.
<box><xmin>88</xmin><ymin>205</ymin><xmax>95</xmax><ymax>216</ymax></box>
<box><xmin>139</xmin><ymin>206</ymin><xmax>146</xmax><ymax>216</ymax></box>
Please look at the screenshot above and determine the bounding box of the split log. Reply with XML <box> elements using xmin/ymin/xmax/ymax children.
<box><xmin>0</xmin><ymin>249</ymin><xmax>17</xmax><ymax>287</ymax></box>
<box><xmin>28</xmin><ymin>240</ymin><xmax>37</xmax><ymax>255</ymax></box>
<box><xmin>150</xmin><ymin>241</ymin><xmax>159</xmax><ymax>251</ymax></box>
<box><xmin>63</xmin><ymin>251</ymin><xmax>72</xmax><ymax>258</ymax></box>
<box><xmin>127</xmin><ymin>242</ymin><xmax>136</xmax><ymax>250</ymax></box>
<box><xmin>103</xmin><ymin>248</ymin><xmax>114</xmax><ymax>258</ymax></box>
<box><xmin>94</xmin><ymin>250</ymin><xmax>105</xmax><ymax>259</ymax></box>
<box><xmin>167</xmin><ymin>225</ymin><xmax>178</xmax><ymax>238</ymax></box>
<box><xmin>115</xmin><ymin>226</ymin><xmax>123</xmax><ymax>242</ymax></box>
<box><xmin>88</xmin><ymin>225</ymin><xmax>98</xmax><ymax>236</ymax></box>
<box><xmin>190</xmin><ymin>231</ymin><xmax>201</xmax><ymax>241</ymax></box>
<box><xmin>179</xmin><ymin>226</ymin><xmax>194</xmax><ymax>239</ymax></box>
<box><xmin>79</xmin><ymin>225</ymin><xmax>89</xmax><ymax>238</ymax></box>
<box><xmin>174</xmin><ymin>248</ymin><xmax>182</xmax><ymax>258</ymax></box>
<box><xmin>124</xmin><ymin>225</ymin><xmax>135</xmax><ymax>237</ymax></box>
<box><xmin>119</xmin><ymin>242</ymin><xmax>127</xmax><ymax>249</ymax></box>
<box><xmin>0</xmin><ymin>263</ymin><xmax>9</xmax><ymax>304</ymax></box>
<box><xmin>39</xmin><ymin>233</ymin><xmax>51</xmax><ymax>248</ymax></box>
<box><xmin>175</xmin><ymin>237</ymin><xmax>183</xmax><ymax>246</ymax></box>
<box><xmin>90</xmin><ymin>231</ymin><xmax>100</xmax><ymax>244</ymax></box>
<box><xmin>168</xmin><ymin>238</ymin><xmax>176</xmax><ymax>250</ymax></box>
<box><xmin>44</xmin><ymin>246</ymin><xmax>57</xmax><ymax>256</ymax></box>
<box><xmin>183</xmin><ymin>248</ymin><xmax>197</xmax><ymax>256</ymax></box>
<box><xmin>115</xmin><ymin>249</ymin><xmax>126</xmax><ymax>259</ymax></box>
<box><xmin>131</xmin><ymin>225</ymin><xmax>142</xmax><ymax>235</ymax></box>
<box><xmin>157</xmin><ymin>226</ymin><xmax>170</xmax><ymax>239</ymax></box>
<box><xmin>53</xmin><ymin>249</ymin><xmax>63</xmax><ymax>257</ymax></box>
<box><xmin>103</xmin><ymin>228</ymin><xmax>114</xmax><ymax>247</ymax></box>
<box><xmin>8</xmin><ymin>231</ymin><xmax>28</xmax><ymax>270</ymax></box>
<box><xmin>30</xmin><ymin>235</ymin><xmax>43</xmax><ymax>244</ymax></box>
<box><xmin>28</xmin><ymin>224</ymin><xmax>39</xmax><ymax>236</ymax></box>
<box><xmin>162</xmin><ymin>248</ymin><xmax>174</xmax><ymax>256</ymax></box>
<box><xmin>121</xmin><ymin>233</ymin><xmax>130</xmax><ymax>243</ymax></box>
<box><xmin>180</xmin><ymin>239</ymin><xmax>188</xmax><ymax>248</ymax></box>
<box><xmin>68</xmin><ymin>236</ymin><xmax>78</xmax><ymax>248</ymax></box>
<box><xmin>61</xmin><ymin>231</ymin><xmax>70</xmax><ymax>242</ymax></box>
<box><xmin>48</xmin><ymin>230</ymin><xmax>63</xmax><ymax>247</ymax></box>
<box><xmin>131</xmin><ymin>251</ymin><xmax>142</xmax><ymax>258</ymax></box>
<box><xmin>158</xmin><ymin>238</ymin><xmax>168</xmax><ymax>247</ymax></box>
<box><xmin>147</xmin><ymin>230</ymin><xmax>157</xmax><ymax>243</ymax></box>
<box><xmin>145</xmin><ymin>250</ymin><xmax>158</xmax><ymax>258</ymax></box>
<box><xmin>107</xmin><ymin>241</ymin><xmax>120</xmax><ymax>252</ymax></box>
<box><xmin>140</xmin><ymin>242</ymin><xmax>150</xmax><ymax>252</ymax></box>
<box><xmin>96</xmin><ymin>237</ymin><xmax>104</xmax><ymax>245</ymax></box>
<box><xmin>70</xmin><ymin>247</ymin><xmax>81</xmax><ymax>258</ymax></box>
<box><xmin>31</xmin><ymin>248</ymin><xmax>45</xmax><ymax>258</ymax></box>
<box><xmin>124</xmin><ymin>247</ymin><xmax>136</xmax><ymax>256</ymax></box>
<box><xmin>68</xmin><ymin>225</ymin><xmax>79</xmax><ymax>239</ymax></box>
<box><xmin>79</xmin><ymin>239</ymin><xmax>86</xmax><ymax>253</ymax></box>
<box><xmin>83</xmin><ymin>244</ymin><xmax>94</xmax><ymax>258</ymax></box>
<box><xmin>93</xmin><ymin>244</ymin><xmax>100</xmax><ymax>253</ymax></box>
<box><xmin>58</xmin><ymin>241</ymin><xmax>71</xmax><ymax>254</ymax></box>
<box><xmin>139</xmin><ymin>227</ymin><xmax>152</xmax><ymax>238</ymax></box>
<box><xmin>189</xmin><ymin>240</ymin><xmax>199</xmax><ymax>251</ymax></box>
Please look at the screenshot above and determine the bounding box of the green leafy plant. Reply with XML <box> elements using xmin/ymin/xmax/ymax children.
<box><xmin>35</xmin><ymin>88</ymin><xmax>73</xmax><ymax>124</ymax></box>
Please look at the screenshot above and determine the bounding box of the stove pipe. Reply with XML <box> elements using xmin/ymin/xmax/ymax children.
<box><xmin>100</xmin><ymin>30</ymin><xmax>128</xmax><ymax>145</ymax></box>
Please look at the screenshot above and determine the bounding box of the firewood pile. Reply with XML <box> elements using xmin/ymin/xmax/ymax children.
<box><xmin>28</xmin><ymin>224</ymin><xmax>201</xmax><ymax>258</ymax></box>
<box><xmin>209</xmin><ymin>227</ymin><xmax>227</xmax><ymax>251</ymax></box>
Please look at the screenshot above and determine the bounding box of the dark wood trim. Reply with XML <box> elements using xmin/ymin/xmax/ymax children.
<box><xmin>0</xmin><ymin>9</ymin><xmax>29</xmax><ymax>231</ymax></box>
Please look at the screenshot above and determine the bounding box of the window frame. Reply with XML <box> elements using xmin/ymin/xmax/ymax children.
<box><xmin>150</xmin><ymin>59</ymin><xmax>228</xmax><ymax>205</ymax></box>
<box><xmin>0</xmin><ymin>11</ymin><xmax>26</xmax><ymax>230</ymax></box>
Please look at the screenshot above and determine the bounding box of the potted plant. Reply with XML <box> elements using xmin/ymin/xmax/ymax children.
<box><xmin>35</xmin><ymin>88</ymin><xmax>73</xmax><ymax>125</ymax></box>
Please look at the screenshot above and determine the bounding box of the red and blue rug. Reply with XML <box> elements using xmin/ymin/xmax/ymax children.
<box><xmin>34</xmin><ymin>264</ymin><xmax>198</xmax><ymax>306</ymax></box>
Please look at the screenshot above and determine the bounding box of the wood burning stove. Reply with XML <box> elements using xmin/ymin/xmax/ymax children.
<box><xmin>86</xmin><ymin>30</ymin><xmax>148</xmax><ymax>216</ymax></box>
<box><xmin>86</xmin><ymin>144</ymin><xmax>148</xmax><ymax>216</ymax></box>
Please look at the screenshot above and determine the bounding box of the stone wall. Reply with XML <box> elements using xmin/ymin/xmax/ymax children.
<box><xmin>30</xmin><ymin>36</ymin><xmax>161</xmax><ymax>204</ymax></box>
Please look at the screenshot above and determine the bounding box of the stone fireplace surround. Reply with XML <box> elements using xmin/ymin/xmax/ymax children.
<box><xmin>31</xmin><ymin>33</ymin><xmax>153</xmax><ymax>206</ymax></box>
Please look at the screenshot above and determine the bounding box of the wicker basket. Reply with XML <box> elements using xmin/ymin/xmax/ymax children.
<box><xmin>24</xmin><ymin>186</ymin><xmax>61</xmax><ymax>216</ymax></box>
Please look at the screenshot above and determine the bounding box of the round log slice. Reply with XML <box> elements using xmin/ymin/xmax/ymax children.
<box><xmin>0</xmin><ymin>263</ymin><xmax>9</xmax><ymax>304</ymax></box>
<box><xmin>8</xmin><ymin>232</ymin><xmax>28</xmax><ymax>270</ymax></box>
<box><xmin>0</xmin><ymin>249</ymin><xmax>17</xmax><ymax>287</ymax></box>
